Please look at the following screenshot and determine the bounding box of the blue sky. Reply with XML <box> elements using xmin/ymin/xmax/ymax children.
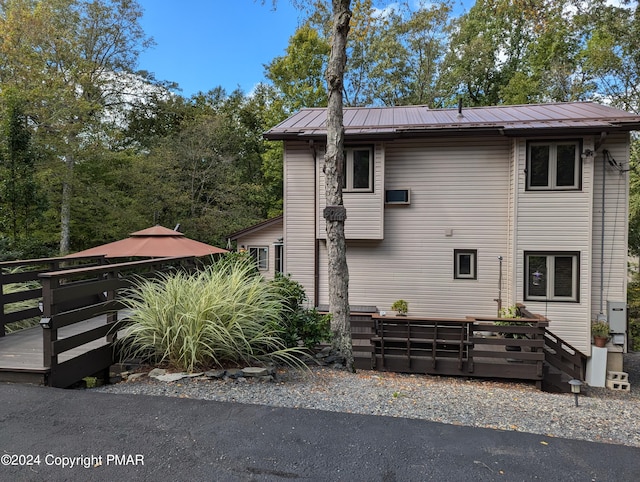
<box><xmin>136</xmin><ymin>0</ymin><xmax>304</xmax><ymax>97</ymax></box>
<box><xmin>135</xmin><ymin>1</ymin><xmax>473</xmax><ymax>98</ymax></box>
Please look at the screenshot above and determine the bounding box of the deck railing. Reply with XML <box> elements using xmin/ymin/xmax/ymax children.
<box><xmin>0</xmin><ymin>256</ymin><xmax>106</xmax><ymax>336</ymax></box>
<box><xmin>38</xmin><ymin>256</ymin><xmax>196</xmax><ymax>387</ymax></box>
<box><xmin>370</xmin><ymin>313</ymin><xmax>552</xmax><ymax>387</ymax></box>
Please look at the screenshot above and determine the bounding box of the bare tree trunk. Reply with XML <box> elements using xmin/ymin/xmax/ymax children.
<box><xmin>59</xmin><ymin>155</ymin><xmax>74</xmax><ymax>256</ymax></box>
<box><xmin>324</xmin><ymin>0</ymin><xmax>353</xmax><ymax>371</ymax></box>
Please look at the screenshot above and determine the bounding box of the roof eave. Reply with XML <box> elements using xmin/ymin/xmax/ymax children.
<box><xmin>264</xmin><ymin>121</ymin><xmax>640</xmax><ymax>142</ymax></box>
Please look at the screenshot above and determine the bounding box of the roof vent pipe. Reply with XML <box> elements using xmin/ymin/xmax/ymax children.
<box><xmin>457</xmin><ymin>98</ymin><xmax>464</xmax><ymax>118</ymax></box>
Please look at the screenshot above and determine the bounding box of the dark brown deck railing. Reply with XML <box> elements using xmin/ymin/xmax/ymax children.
<box><xmin>39</xmin><ymin>256</ymin><xmax>195</xmax><ymax>387</ymax></box>
<box><xmin>0</xmin><ymin>256</ymin><xmax>106</xmax><ymax>336</ymax></box>
<box><xmin>370</xmin><ymin>314</ymin><xmax>551</xmax><ymax>387</ymax></box>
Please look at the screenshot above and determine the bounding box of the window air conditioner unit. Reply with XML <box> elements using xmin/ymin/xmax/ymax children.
<box><xmin>385</xmin><ymin>189</ymin><xmax>410</xmax><ymax>205</ymax></box>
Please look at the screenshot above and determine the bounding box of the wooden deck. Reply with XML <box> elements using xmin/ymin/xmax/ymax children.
<box><xmin>0</xmin><ymin>316</ymin><xmax>113</xmax><ymax>385</ymax></box>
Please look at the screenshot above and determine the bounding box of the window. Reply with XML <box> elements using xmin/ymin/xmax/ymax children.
<box><xmin>527</xmin><ymin>140</ymin><xmax>581</xmax><ymax>190</ymax></box>
<box><xmin>454</xmin><ymin>249</ymin><xmax>477</xmax><ymax>280</ymax></box>
<box><xmin>274</xmin><ymin>243</ymin><xmax>283</xmax><ymax>274</ymax></box>
<box><xmin>343</xmin><ymin>147</ymin><xmax>373</xmax><ymax>192</ymax></box>
<box><xmin>249</xmin><ymin>247</ymin><xmax>268</xmax><ymax>271</ymax></box>
<box><xmin>525</xmin><ymin>252</ymin><xmax>579</xmax><ymax>302</ymax></box>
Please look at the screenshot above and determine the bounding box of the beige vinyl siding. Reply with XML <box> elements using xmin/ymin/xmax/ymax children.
<box><xmin>591</xmin><ymin>133</ymin><xmax>629</xmax><ymax>325</ymax></box>
<box><xmin>317</xmin><ymin>137</ymin><xmax>511</xmax><ymax>317</ymax></box>
<box><xmin>514</xmin><ymin>137</ymin><xmax>595</xmax><ymax>353</ymax></box>
<box><xmin>317</xmin><ymin>143</ymin><xmax>385</xmax><ymax>239</ymax></box>
<box><xmin>284</xmin><ymin>141</ymin><xmax>317</xmax><ymax>303</ymax></box>
<box><xmin>235</xmin><ymin>222</ymin><xmax>283</xmax><ymax>280</ymax></box>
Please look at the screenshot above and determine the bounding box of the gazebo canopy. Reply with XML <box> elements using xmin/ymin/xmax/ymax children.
<box><xmin>66</xmin><ymin>226</ymin><xmax>228</xmax><ymax>258</ymax></box>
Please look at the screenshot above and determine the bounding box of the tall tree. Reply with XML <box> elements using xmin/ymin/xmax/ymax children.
<box><xmin>0</xmin><ymin>0</ymin><xmax>152</xmax><ymax>254</ymax></box>
<box><xmin>324</xmin><ymin>0</ymin><xmax>353</xmax><ymax>370</ymax></box>
<box><xmin>0</xmin><ymin>89</ymin><xmax>44</xmax><ymax>251</ymax></box>
<box><xmin>266</xmin><ymin>23</ymin><xmax>330</xmax><ymax>112</ymax></box>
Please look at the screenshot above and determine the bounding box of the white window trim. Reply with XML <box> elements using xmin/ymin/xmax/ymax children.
<box><xmin>343</xmin><ymin>146</ymin><xmax>373</xmax><ymax>192</ymax></box>
<box><xmin>249</xmin><ymin>246</ymin><xmax>269</xmax><ymax>271</ymax></box>
<box><xmin>526</xmin><ymin>140</ymin><xmax>581</xmax><ymax>190</ymax></box>
<box><xmin>454</xmin><ymin>249</ymin><xmax>477</xmax><ymax>280</ymax></box>
<box><xmin>524</xmin><ymin>252</ymin><xmax>579</xmax><ymax>302</ymax></box>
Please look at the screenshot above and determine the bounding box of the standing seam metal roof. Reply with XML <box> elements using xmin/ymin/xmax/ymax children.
<box><xmin>264</xmin><ymin>102</ymin><xmax>640</xmax><ymax>140</ymax></box>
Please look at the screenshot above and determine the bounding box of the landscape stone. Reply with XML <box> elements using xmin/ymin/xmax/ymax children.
<box><xmin>205</xmin><ymin>370</ymin><xmax>226</xmax><ymax>379</ymax></box>
<box><xmin>242</xmin><ymin>367</ymin><xmax>269</xmax><ymax>377</ymax></box>
<box><xmin>226</xmin><ymin>368</ymin><xmax>244</xmax><ymax>379</ymax></box>
<box><xmin>127</xmin><ymin>373</ymin><xmax>146</xmax><ymax>382</ymax></box>
<box><xmin>153</xmin><ymin>372</ymin><xmax>187</xmax><ymax>382</ymax></box>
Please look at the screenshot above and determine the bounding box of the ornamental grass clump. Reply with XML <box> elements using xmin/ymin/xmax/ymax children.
<box><xmin>118</xmin><ymin>256</ymin><xmax>306</xmax><ymax>372</ymax></box>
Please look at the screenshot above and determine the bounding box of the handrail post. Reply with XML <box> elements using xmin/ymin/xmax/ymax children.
<box><xmin>0</xmin><ymin>267</ymin><xmax>5</xmax><ymax>337</ymax></box>
<box><xmin>40</xmin><ymin>276</ymin><xmax>58</xmax><ymax>372</ymax></box>
<box><xmin>106</xmin><ymin>270</ymin><xmax>117</xmax><ymax>343</ymax></box>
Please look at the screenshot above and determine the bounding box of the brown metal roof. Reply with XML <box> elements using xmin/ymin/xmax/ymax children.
<box><xmin>264</xmin><ymin>102</ymin><xmax>640</xmax><ymax>140</ymax></box>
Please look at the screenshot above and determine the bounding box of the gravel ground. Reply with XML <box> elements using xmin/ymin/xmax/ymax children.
<box><xmin>94</xmin><ymin>352</ymin><xmax>640</xmax><ymax>449</ymax></box>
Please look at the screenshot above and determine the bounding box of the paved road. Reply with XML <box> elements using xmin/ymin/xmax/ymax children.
<box><xmin>1</xmin><ymin>383</ymin><xmax>638</xmax><ymax>481</ymax></box>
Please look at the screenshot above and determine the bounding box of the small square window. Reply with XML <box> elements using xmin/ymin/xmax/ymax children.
<box><xmin>249</xmin><ymin>247</ymin><xmax>268</xmax><ymax>271</ymax></box>
<box><xmin>454</xmin><ymin>249</ymin><xmax>477</xmax><ymax>280</ymax></box>
<box><xmin>525</xmin><ymin>252</ymin><xmax>579</xmax><ymax>302</ymax></box>
<box><xmin>526</xmin><ymin>141</ymin><xmax>581</xmax><ymax>190</ymax></box>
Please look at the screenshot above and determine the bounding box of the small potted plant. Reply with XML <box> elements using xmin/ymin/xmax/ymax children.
<box><xmin>391</xmin><ymin>299</ymin><xmax>408</xmax><ymax>316</ymax></box>
<box><xmin>591</xmin><ymin>320</ymin><xmax>610</xmax><ymax>348</ymax></box>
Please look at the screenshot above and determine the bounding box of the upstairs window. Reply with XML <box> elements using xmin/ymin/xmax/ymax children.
<box><xmin>527</xmin><ymin>141</ymin><xmax>581</xmax><ymax>190</ymax></box>
<box><xmin>525</xmin><ymin>252</ymin><xmax>579</xmax><ymax>302</ymax></box>
<box><xmin>343</xmin><ymin>147</ymin><xmax>373</xmax><ymax>192</ymax></box>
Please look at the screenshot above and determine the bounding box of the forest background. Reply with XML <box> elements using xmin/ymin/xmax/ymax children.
<box><xmin>1</xmin><ymin>0</ymin><xmax>639</xmax><ymax>265</ymax></box>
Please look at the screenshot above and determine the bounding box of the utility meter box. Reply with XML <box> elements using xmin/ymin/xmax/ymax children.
<box><xmin>607</xmin><ymin>301</ymin><xmax>627</xmax><ymax>333</ymax></box>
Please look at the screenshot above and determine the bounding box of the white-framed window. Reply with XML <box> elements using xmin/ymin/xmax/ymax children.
<box><xmin>525</xmin><ymin>252</ymin><xmax>579</xmax><ymax>302</ymax></box>
<box><xmin>249</xmin><ymin>247</ymin><xmax>268</xmax><ymax>271</ymax></box>
<box><xmin>454</xmin><ymin>249</ymin><xmax>477</xmax><ymax>280</ymax></box>
<box><xmin>343</xmin><ymin>146</ymin><xmax>373</xmax><ymax>192</ymax></box>
<box><xmin>526</xmin><ymin>140</ymin><xmax>581</xmax><ymax>190</ymax></box>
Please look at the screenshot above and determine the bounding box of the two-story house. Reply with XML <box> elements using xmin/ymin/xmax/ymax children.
<box><xmin>256</xmin><ymin>102</ymin><xmax>640</xmax><ymax>356</ymax></box>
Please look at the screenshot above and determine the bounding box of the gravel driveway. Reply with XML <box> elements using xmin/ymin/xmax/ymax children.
<box><xmin>94</xmin><ymin>352</ymin><xmax>640</xmax><ymax>448</ymax></box>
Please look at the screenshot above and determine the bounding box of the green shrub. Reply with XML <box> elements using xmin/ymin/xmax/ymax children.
<box><xmin>269</xmin><ymin>273</ymin><xmax>331</xmax><ymax>349</ymax></box>
<box><xmin>627</xmin><ymin>271</ymin><xmax>640</xmax><ymax>351</ymax></box>
<box><xmin>630</xmin><ymin>318</ymin><xmax>640</xmax><ymax>351</ymax></box>
<box><xmin>118</xmin><ymin>256</ymin><xmax>306</xmax><ymax>372</ymax></box>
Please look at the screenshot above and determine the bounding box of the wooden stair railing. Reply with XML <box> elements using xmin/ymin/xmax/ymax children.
<box><xmin>542</xmin><ymin>328</ymin><xmax>587</xmax><ymax>383</ymax></box>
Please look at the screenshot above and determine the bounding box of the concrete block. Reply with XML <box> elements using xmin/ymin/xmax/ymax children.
<box><xmin>605</xmin><ymin>379</ymin><xmax>631</xmax><ymax>391</ymax></box>
<box><xmin>607</xmin><ymin>371</ymin><xmax>629</xmax><ymax>382</ymax></box>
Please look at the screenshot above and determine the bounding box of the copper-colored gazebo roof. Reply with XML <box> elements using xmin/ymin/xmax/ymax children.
<box><xmin>66</xmin><ymin>226</ymin><xmax>228</xmax><ymax>258</ymax></box>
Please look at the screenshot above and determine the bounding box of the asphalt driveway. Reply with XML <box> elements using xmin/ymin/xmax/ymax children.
<box><xmin>1</xmin><ymin>383</ymin><xmax>638</xmax><ymax>481</ymax></box>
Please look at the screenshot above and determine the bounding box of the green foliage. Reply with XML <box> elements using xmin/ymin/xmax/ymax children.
<box><xmin>496</xmin><ymin>305</ymin><xmax>520</xmax><ymax>322</ymax></box>
<box><xmin>269</xmin><ymin>273</ymin><xmax>331</xmax><ymax>349</ymax></box>
<box><xmin>591</xmin><ymin>320</ymin><xmax>610</xmax><ymax>338</ymax></box>
<box><xmin>391</xmin><ymin>299</ymin><xmax>408</xmax><ymax>316</ymax></box>
<box><xmin>629</xmin><ymin>319</ymin><xmax>640</xmax><ymax>352</ymax></box>
<box><xmin>627</xmin><ymin>269</ymin><xmax>640</xmax><ymax>351</ymax></box>
<box><xmin>118</xmin><ymin>256</ymin><xmax>306</xmax><ymax>372</ymax></box>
